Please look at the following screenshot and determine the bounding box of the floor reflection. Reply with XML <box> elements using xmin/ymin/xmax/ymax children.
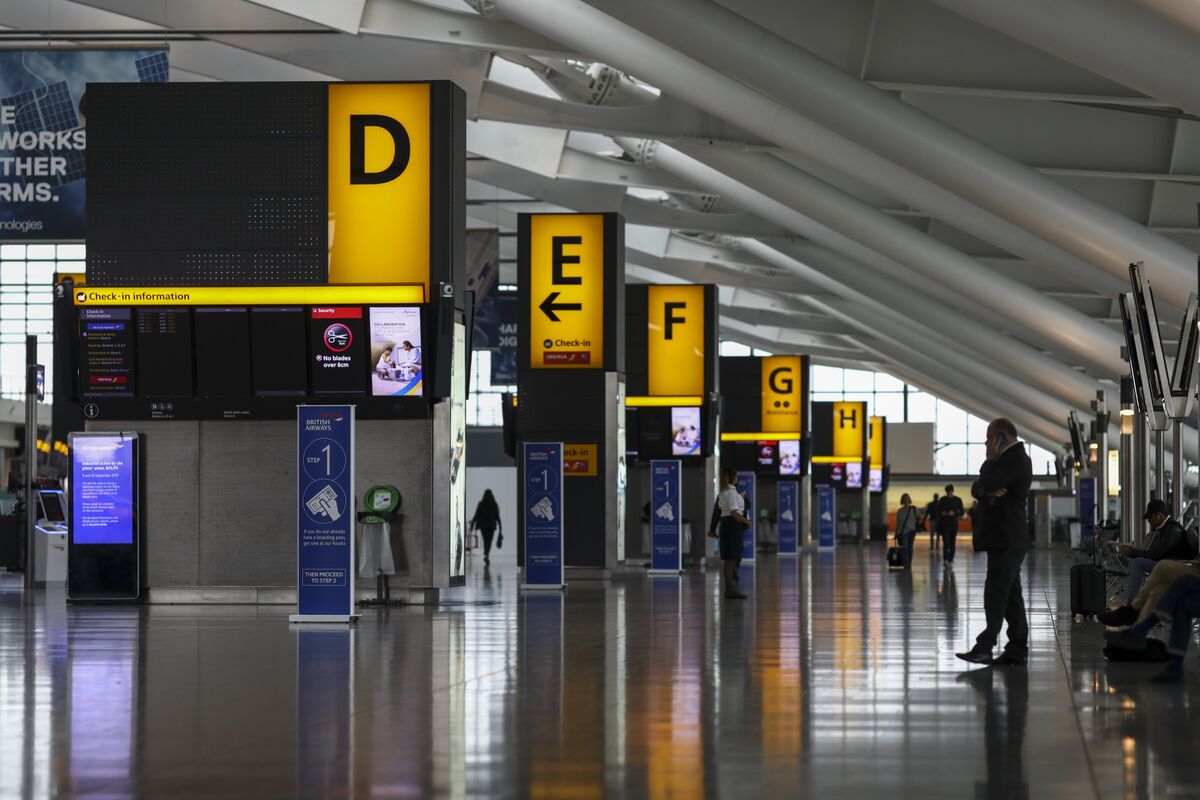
<box><xmin>2</xmin><ymin>546</ymin><xmax>1200</xmax><ymax>797</ymax></box>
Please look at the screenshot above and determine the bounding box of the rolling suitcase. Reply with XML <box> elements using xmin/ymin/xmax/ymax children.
<box><xmin>1070</xmin><ymin>563</ymin><xmax>1105</xmax><ymax>618</ymax></box>
<box><xmin>886</xmin><ymin>546</ymin><xmax>906</xmax><ymax>571</ymax></box>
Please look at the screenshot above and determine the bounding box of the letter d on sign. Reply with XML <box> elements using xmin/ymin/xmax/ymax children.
<box><xmin>349</xmin><ymin>115</ymin><xmax>410</xmax><ymax>184</ymax></box>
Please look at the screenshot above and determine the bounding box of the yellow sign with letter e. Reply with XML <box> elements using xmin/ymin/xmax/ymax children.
<box><xmin>528</xmin><ymin>214</ymin><xmax>605</xmax><ymax>368</ymax></box>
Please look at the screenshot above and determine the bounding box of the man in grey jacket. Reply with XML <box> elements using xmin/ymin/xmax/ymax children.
<box><xmin>957</xmin><ymin>418</ymin><xmax>1034</xmax><ymax>667</ymax></box>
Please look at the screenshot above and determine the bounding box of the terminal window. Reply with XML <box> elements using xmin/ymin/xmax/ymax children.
<box><xmin>0</xmin><ymin>243</ymin><xmax>83</xmax><ymax>401</ymax></box>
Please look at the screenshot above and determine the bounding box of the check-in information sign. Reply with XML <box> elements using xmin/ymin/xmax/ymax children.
<box><xmin>523</xmin><ymin>442</ymin><xmax>564</xmax><ymax>588</ymax></box>
<box><xmin>293</xmin><ymin>405</ymin><xmax>355</xmax><ymax>622</ymax></box>
<box><xmin>650</xmin><ymin>460</ymin><xmax>682</xmax><ymax>573</ymax></box>
<box><xmin>527</xmin><ymin>214</ymin><xmax>605</xmax><ymax>368</ymax></box>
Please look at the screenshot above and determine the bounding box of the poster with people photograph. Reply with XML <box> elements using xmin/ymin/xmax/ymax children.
<box><xmin>368</xmin><ymin>306</ymin><xmax>423</xmax><ymax>396</ymax></box>
<box><xmin>779</xmin><ymin>439</ymin><xmax>801</xmax><ymax>476</ymax></box>
<box><xmin>670</xmin><ymin>407</ymin><xmax>701</xmax><ymax>456</ymax></box>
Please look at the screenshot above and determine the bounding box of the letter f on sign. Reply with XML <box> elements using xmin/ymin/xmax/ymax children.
<box><xmin>664</xmin><ymin>302</ymin><xmax>686</xmax><ymax>340</ymax></box>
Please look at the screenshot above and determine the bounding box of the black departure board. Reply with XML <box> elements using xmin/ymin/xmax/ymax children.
<box><xmin>136</xmin><ymin>308</ymin><xmax>194</xmax><ymax>398</ymax></box>
<box><xmin>79</xmin><ymin>307</ymin><xmax>135</xmax><ymax>397</ymax></box>
<box><xmin>251</xmin><ymin>307</ymin><xmax>308</xmax><ymax>396</ymax></box>
<box><xmin>194</xmin><ymin>308</ymin><xmax>253</xmax><ymax>398</ymax></box>
<box><xmin>308</xmin><ymin>307</ymin><xmax>366</xmax><ymax>395</ymax></box>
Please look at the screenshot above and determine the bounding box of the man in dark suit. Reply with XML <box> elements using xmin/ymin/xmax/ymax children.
<box><xmin>957</xmin><ymin>418</ymin><xmax>1034</xmax><ymax>667</ymax></box>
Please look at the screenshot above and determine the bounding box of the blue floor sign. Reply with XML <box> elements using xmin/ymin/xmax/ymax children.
<box><xmin>650</xmin><ymin>460</ymin><xmax>682</xmax><ymax>573</ymax></box>
<box><xmin>817</xmin><ymin>484</ymin><xmax>835</xmax><ymax>550</ymax></box>
<box><xmin>778</xmin><ymin>481</ymin><xmax>799</xmax><ymax>554</ymax></box>
<box><xmin>293</xmin><ymin>406</ymin><xmax>355</xmax><ymax>622</ymax></box>
<box><xmin>737</xmin><ymin>471</ymin><xmax>756</xmax><ymax>561</ymax></box>
<box><xmin>523</xmin><ymin>443</ymin><xmax>564</xmax><ymax>589</ymax></box>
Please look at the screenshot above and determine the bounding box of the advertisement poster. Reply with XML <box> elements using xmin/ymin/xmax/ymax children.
<box><xmin>368</xmin><ymin>306</ymin><xmax>423</xmax><ymax>396</ymax></box>
<box><xmin>670</xmin><ymin>407</ymin><xmax>701</xmax><ymax>456</ymax></box>
<box><xmin>71</xmin><ymin>433</ymin><xmax>136</xmax><ymax>545</ymax></box>
<box><xmin>778</xmin><ymin>481</ymin><xmax>799</xmax><ymax>555</ymax></box>
<box><xmin>869</xmin><ymin>467</ymin><xmax>883</xmax><ymax>493</ymax></box>
<box><xmin>845</xmin><ymin>461</ymin><xmax>863</xmax><ymax>489</ymax></box>
<box><xmin>294</xmin><ymin>406</ymin><xmax>355</xmax><ymax>621</ymax></box>
<box><xmin>737</xmin><ymin>470</ymin><xmax>756</xmax><ymax>562</ymax></box>
<box><xmin>779</xmin><ymin>439</ymin><xmax>801</xmax><ymax>476</ymax></box>
<box><xmin>487</xmin><ymin>294</ymin><xmax>518</xmax><ymax>385</ymax></box>
<box><xmin>523</xmin><ymin>442</ymin><xmax>563</xmax><ymax>588</ymax></box>
<box><xmin>449</xmin><ymin>323</ymin><xmax>466</xmax><ymax>582</ymax></box>
<box><xmin>0</xmin><ymin>49</ymin><xmax>167</xmax><ymax>240</ymax></box>
<box><xmin>650</xmin><ymin>460</ymin><xmax>682</xmax><ymax>573</ymax></box>
<box><xmin>817</xmin><ymin>484</ymin><xmax>836</xmax><ymax>550</ymax></box>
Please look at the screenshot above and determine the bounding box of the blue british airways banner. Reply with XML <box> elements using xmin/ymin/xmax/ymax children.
<box><xmin>523</xmin><ymin>442</ymin><xmax>564</xmax><ymax>588</ymax></box>
<box><xmin>293</xmin><ymin>405</ymin><xmax>355</xmax><ymax>622</ymax></box>
<box><xmin>737</xmin><ymin>470</ymin><xmax>756</xmax><ymax>561</ymax></box>
<box><xmin>778</xmin><ymin>481</ymin><xmax>799</xmax><ymax>554</ymax></box>
<box><xmin>650</xmin><ymin>460</ymin><xmax>682</xmax><ymax>573</ymax></box>
<box><xmin>817</xmin><ymin>484</ymin><xmax>836</xmax><ymax>550</ymax></box>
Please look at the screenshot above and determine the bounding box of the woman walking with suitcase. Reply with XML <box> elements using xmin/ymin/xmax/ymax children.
<box><xmin>895</xmin><ymin>494</ymin><xmax>919</xmax><ymax>568</ymax></box>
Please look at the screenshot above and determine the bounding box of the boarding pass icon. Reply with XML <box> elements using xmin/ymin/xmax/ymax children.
<box><xmin>530</xmin><ymin>496</ymin><xmax>555</xmax><ymax>522</ymax></box>
<box><xmin>306</xmin><ymin>484</ymin><xmax>342</xmax><ymax>522</ymax></box>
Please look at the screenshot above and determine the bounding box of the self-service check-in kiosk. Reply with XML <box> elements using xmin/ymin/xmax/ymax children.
<box><xmin>34</xmin><ymin>489</ymin><xmax>68</xmax><ymax>584</ymax></box>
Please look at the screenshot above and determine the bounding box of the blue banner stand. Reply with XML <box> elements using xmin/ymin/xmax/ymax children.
<box><xmin>291</xmin><ymin>405</ymin><xmax>357</xmax><ymax>624</ymax></box>
<box><xmin>817</xmin><ymin>484</ymin><xmax>836</xmax><ymax>551</ymax></box>
<box><xmin>1079</xmin><ymin>476</ymin><xmax>1097</xmax><ymax>551</ymax></box>
<box><xmin>777</xmin><ymin>481</ymin><xmax>799</xmax><ymax>556</ymax></box>
<box><xmin>737</xmin><ymin>470</ymin><xmax>756</xmax><ymax>562</ymax></box>
<box><xmin>522</xmin><ymin>442</ymin><xmax>565</xmax><ymax>590</ymax></box>
<box><xmin>649</xmin><ymin>460</ymin><xmax>683</xmax><ymax>574</ymax></box>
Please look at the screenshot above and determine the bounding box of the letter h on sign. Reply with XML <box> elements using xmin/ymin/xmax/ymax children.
<box><xmin>838</xmin><ymin>408</ymin><xmax>857</xmax><ymax>429</ymax></box>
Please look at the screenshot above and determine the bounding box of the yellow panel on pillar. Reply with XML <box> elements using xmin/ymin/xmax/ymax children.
<box><xmin>832</xmin><ymin>401</ymin><xmax>866</xmax><ymax>459</ymax></box>
<box><xmin>760</xmin><ymin>355</ymin><xmax>804</xmax><ymax>434</ymax></box>
<box><xmin>327</xmin><ymin>83</ymin><xmax>432</xmax><ymax>293</ymax></box>
<box><xmin>647</xmin><ymin>284</ymin><xmax>705</xmax><ymax>397</ymax></box>
<box><xmin>869</xmin><ymin>415</ymin><xmax>885</xmax><ymax>468</ymax></box>
<box><xmin>527</xmin><ymin>214</ymin><xmax>606</xmax><ymax>368</ymax></box>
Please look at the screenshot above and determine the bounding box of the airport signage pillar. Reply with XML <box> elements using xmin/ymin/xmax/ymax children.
<box><xmin>516</xmin><ymin>213</ymin><xmax>625</xmax><ymax>576</ymax></box>
<box><xmin>817</xmin><ymin>484</ymin><xmax>836</xmax><ymax>550</ymax></box>
<box><xmin>522</xmin><ymin>442</ymin><xmax>565</xmax><ymax>589</ymax></box>
<box><xmin>649</xmin><ymin>460</ymin><xmax>682</xmax><ymax>573</ymax></box>
<box><xmin>292</xmin><ymin>405</ymin><xmax>356</xmax><ymax>624</ymax></box>
<box><xmin>737</xmin><ymin>470</ymin><xmax>757</xmax><ymax>562</ymax></box>
<box><xmin>778</xmin><ymin>481</ymin><xmax>799</xmax><ymax>555</ymax></box>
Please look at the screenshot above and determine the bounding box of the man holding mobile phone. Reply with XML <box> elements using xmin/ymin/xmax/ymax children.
<box><xmin>957</xmin><ymin>418</ymin><xmax>1034</xmax><ymax>667</ymax></box>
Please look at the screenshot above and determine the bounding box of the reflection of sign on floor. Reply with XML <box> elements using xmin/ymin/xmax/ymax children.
<box><xmin>563</xmin><ymin>443</ymin><xmax>597</xmax><ymax>476</ymax></box>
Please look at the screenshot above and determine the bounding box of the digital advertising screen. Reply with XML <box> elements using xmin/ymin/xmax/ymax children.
<box><xmin>194</xmin><ymin>308</ymin><xmax>252</xmax><ymax>398</ymax></box>
<box><xmin>845</xmin><ymin>461</ymin><xmax>863</xmax><ymax>489</ymax></box>
<box><xmin>670</xmin><ymin>406</ymin><xmax>701</xmax><ymax>456</ymax></box>
<box><xmin>368</xmin><ymin>306</ymin><xmax>424</xmax><ymax>397</ymax></box>
<box><xmin>779</xmin><ymin>439</ymin><xmax>801</xmax><ymax>476</ymax></box>
<box><xmin>71</xmin><ymin>434</ymin><xmax>136</xmax><ymax>545</ymax></box>
<box><xmin>310</xmin><ymin>307</ymin><xmax>366</xmax><ymax>395</ymax></box>
<box><xmin>869</xmin><ymin>467</ymin><xmax>883</xmax><ymax>493</ymax></box>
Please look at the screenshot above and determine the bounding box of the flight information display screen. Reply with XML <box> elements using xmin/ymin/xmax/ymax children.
<box><xmin>250</xmin><ymin>307</ymin><xmax>308</xmax><ymax>396</ymax></box>
<box><xmin>79</xmin><ymin>307</ymin><xmax>136</xmax><ymax>397</ymax></box>
<box><xmin>194</xmin><ymin>308</ymin><xmax>253</xmax><ymax>398</ymax></box>
<box><xmin>136</xmin><ymin>308</ymin><xmax>194</xmax><ymax>398</ymax></box>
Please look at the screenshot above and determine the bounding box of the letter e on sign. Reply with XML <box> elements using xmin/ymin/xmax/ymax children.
<box><xmin>648</xmin><ymin>285</ymin><xmax>704</xmax><ymax>396</ymax></box>
<box><xmin>527</xmin><ymin>214</ymin><xmax>604</xmax><ymax>369</ymax></box>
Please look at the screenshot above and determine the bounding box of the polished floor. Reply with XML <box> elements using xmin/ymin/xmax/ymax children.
<box><xmin>2</xmin><ymin>542</ymin><xmax>1199</xmax><ymax>799</ymax></box>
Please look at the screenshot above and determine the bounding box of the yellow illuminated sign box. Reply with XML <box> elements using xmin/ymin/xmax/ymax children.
<box><xmin>519</xmin><ymin>212</ymin><xmax>624</xmax><ymax>373</ymax></box>
<box><xmin>647</xmin><ymin>284</ymin><xmax>705</xmax><ymax>396</ymax></box>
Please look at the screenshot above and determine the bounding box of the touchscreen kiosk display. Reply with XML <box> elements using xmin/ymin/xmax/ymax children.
<box><xmin>38</xmin><ymin>490</ymin><xmax>66</xmax><ymax>523</ymax></box>
<box><xmin>136</xmin><ymin>308</ymin><xmax>194</xmax><ymax>397</ymax></box>
<box><xmin>779</xmin><ymin>439</ymin><xmax>801</xmax><ymax>476</ymax></box>
<box><xmin>670</xmin><ymin>407</ymin><xmax>701</xmax><ymax>456</ymax></box>
<box><xmin>310</xmin><ymin>307</ymin><xmax>366</xmax><ymax>395</ymax></box>
<box><xmin>368</xmin><ymin>306</ymin><xmax>424</xmax><ymax>396</ymax></box>
<box><xmin>250</xmin><ymin>307</ymin><xmax>308</xmax><ymax>396</ymax></box>
<box><xmin>194</xmin><ymin>308</ymin><xmax>253</xmax><ymax>398</ymax></box>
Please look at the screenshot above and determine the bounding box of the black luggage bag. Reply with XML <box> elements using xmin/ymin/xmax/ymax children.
<box><xmin>886</xmin><ymin>546</ymin><xmax>906</xmax><ymax>571</ymax></box>
<box><xmin>1070</xmin><ymin>563</ymin><xmax>1106</xmax><ymax>618</ymax></box>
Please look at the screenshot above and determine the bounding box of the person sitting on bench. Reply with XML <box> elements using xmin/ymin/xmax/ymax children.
<box><xmin>1104</xmin><ymin>573</ymin><xmax>1200</xmax><ymax>683</ymax></box>
<box><xmin>1100</xmin><ymin>500</ymin><xmax>1192</xmax><ymax>625</ymax></box>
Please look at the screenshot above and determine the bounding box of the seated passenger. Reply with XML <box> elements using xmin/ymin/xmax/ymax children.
<box><xmin>1102</xmin><ymin>500</ymin><xmax>1192</xmax><ymax>623</ymax></box>
<box><xmin>1105</xmin><ymin>573</ymin><xmax>1200</xmax><ymax>683</ymax></box>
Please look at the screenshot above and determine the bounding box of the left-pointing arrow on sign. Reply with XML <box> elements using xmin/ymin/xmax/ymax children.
<box><xmin>539</xmin><ymin>291</ymin><xmax>582</xmax><ymax>322</ymax></box>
